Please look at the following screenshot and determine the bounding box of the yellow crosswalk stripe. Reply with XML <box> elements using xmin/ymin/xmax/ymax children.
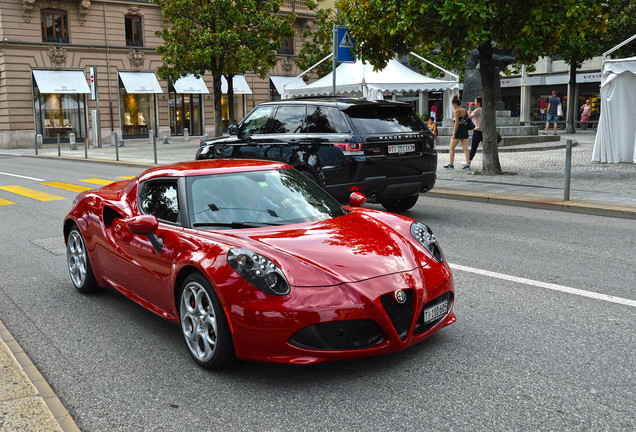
<box><xmin>40</xmin><ymin>181</ymin><xmax>93</xmax><ymax>193</ymax></box>
<box><xmin>0</xmin><ymin>197</ymin><xmax>15</xmax><ymax>206</ymax></box>
<box><xmin>80</xmin><ymin>178</ymin><xmax>115</xmax><ymax>185</ymax></box>
<box><xmin>0</xmin><ymin>185</ymin><xmax>66</xmax><ymax>201</ymax></box>
<box><xmin>117</xmin><ymin>176</ymin><xmax>135</xmax><ymax>180</ymax></box>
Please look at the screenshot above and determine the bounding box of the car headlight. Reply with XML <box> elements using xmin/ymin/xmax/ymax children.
<box><xmin>228</xmin><ymin>248</ymin><xmax>290</xmax><ymax>295</ymax></box>
<box><xmin>410</xmin><ymin>222</ymin><xmax>443</xmax><ymax>262</ymax></box>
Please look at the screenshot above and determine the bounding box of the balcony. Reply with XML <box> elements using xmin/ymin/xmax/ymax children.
<box><xmin>279</xmin><ymin>0</ymin><xmax>314</xmax><ymax>15</ymax></box>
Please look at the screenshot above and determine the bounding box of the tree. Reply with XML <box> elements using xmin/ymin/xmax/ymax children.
<box><xmin>296</xmin><ymin>3</ymin><xmax>337</xmax><ymax>81</ymax></box>
<box><xmin>340</xmin><ymin>0</ymin><xmax>607</xmax><ymax>174</ymax></box>
<box><xmin>152</xmin><ymin>0</ymin><xmax>296</xmax><ymax>136</ymax></box>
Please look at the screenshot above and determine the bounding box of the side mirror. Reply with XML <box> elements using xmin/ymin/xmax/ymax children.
<box><xmin>228</xmin><ymin>124</ymin><xmax>239</xmax><ymax>135</ymax></box>
<box><xmin>349</xmin><ymin>192</ymin><xmax>367</xmax><ymax>208</ymax></box>
<box><xmin>127</xmin><ymin>215</ymin><xmax>158</xmax><ymax>235</ymax></box>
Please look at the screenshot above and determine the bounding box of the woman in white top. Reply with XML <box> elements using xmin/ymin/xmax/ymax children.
<box><xmin>467</xmin><ymin>96</ymin><xmax>483</xmax><ymax>169</ymax></box>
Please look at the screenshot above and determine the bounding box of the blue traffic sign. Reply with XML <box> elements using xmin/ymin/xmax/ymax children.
<box><xmin>336</xmin><ymin>27</ymin><xmax>355</xmax><ymax>63</ymax></box>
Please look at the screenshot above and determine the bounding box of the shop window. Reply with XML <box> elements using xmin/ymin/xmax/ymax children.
<box><xmin>125</xmin><ymin>15</ymin><xmax>143</xmax><ymax>47</ymax></box>
<box><xmin>221</xmin><ymin>95</ymin><xmax>246</xmax><ymax>132</ymax></box>
<box><xmin>277</xmin><ymin>36</ymin><xmax>294</xmax><ymax>55</ymax></box>
<box><xmin>41</xmin><ymin>9</ymin><xmax>69</xmax><ymax>44</ymax></box>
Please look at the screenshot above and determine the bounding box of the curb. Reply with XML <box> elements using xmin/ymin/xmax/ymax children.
<box><xmin>0</xmin><ymin>320</ymin><xmax>80</xmax><ymax>432</ymax></box>
<box><xmin>428</xmin><ymin>189</ymin><xmax>636</xmax><ymax>219</ymax></box>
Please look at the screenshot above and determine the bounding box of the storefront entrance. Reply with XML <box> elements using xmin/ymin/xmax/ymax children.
<box><xmin>169</xmin><ymin>92</ymin><xmax>203</xmax><ymax>136</ymax></box>
<box><xmin>118</xmin><ymin>71</ymin><xmax>162</xmax><ymax>138</ymax></box>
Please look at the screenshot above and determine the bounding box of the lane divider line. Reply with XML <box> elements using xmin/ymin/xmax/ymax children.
<box><xmin>0</xmin><ymin>197</ymin><xmax>15</xmax><ymax>205</ymax></box>
<box><xmin>0</xmin><ymin>185</ymin><xmax>65</xmax><ymax>202</ymax></box>
<box><xmin>0</xmin><ymin>171</ymin><xmax>45</xmax><ymax>181</ymax></box>
<box><xmin>79</xmin><ymin>178</ymin><xmax>115</xmax><ymax>186</ymax></box>
<box><xmin>449</xmin><ymin>263</ymin><xmax>636</xmax><ymax>308</ymax></box>
<box><xmin>40</xmin><ymin>181</ymin><xmax>93</xmax><ymax>193</ymax></box>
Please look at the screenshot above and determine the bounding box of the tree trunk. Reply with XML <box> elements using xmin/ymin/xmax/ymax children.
<box><xmin>565</xmin><ymin>62</ymin><xmax>577</xmax><ymax>133</ymax></box>
<box><xmin>226</xmin><ymin>74</ymin><xmax>236</xmax><ymax>125</ymax></box>
<box><xmin>478</xmin><ymin>42</ymin><xmax>503</xmax><ymax>175</ymax></box>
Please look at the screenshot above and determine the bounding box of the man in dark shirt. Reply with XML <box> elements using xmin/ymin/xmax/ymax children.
<box><xmin>544</xmin><ymin>90</ymin><xmax>561</xmax><ymax>135</ymax></box>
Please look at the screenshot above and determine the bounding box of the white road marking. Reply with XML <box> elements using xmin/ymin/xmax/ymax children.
<box><xmin>0</xmin><ymin>171</ymin><xmax>45</xmax><ymax>181</ymax></box>
<box><xmin>450</xmin><ymin>263</ymin><xmax>636</xmax><ymax>308</ymax></box>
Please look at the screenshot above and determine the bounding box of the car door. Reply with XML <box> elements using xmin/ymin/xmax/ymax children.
<box><xmin>260</xmin><ymin>105</ymin><xmax>307</xmax><ymax>162</ymax></box>
<box><xmin>215</xmin><ymin>105</ymin><xmax>276</xmax><ymax>158</ymax></box>
<box><xmin>110</xmin><ymin>178</ymin><xmax>184</xmax><ymax>313</ymax></box>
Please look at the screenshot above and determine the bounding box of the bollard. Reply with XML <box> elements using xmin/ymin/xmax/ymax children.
<box><xmin>163</xmin><ymin>136</ymin><xmax>169</xmax><ymax>144</ymax></box>
<box><xmin>57</xmin><ymin>133</ymin><xmax>61</xmax><ymax>157</ymax></box>
<box><xmin>111</xmin><ymin>131</ymin><xmax>118</xmax><ymax>147</ymax></box>
<box><xmin>119</xmin><ymin>139</ymin><xmax>125</xmax><ymax>147</ymax></box>
<box><xmin>34</xmin><ymin>134</ymin><xmax>38</xmax><ymax>155</ymax></box>
<box><xmin>149</xmin><ymin>130</ymin><xmax>154</xmax><ymax>145</ymax></box>
<box><xmin>69</xmin><ymin>133</ymin><xmax>77</xmax><ymax>150</ymax></box>
<box><xmin>184</xmin><ymin>128</ymin><xmax>189</xmax><ymax>142</ymax></box>
<box><xmin>37</xmin><ymin>134</ymin><xmax>43</xmax><ymax>150</ymax></box>
<box><xmin>152</xmin><ymin>134</ymin><xmax>157</xmax><ymax>164</ymax></box>
<box><xmin>564</xmin><ymin>139</ymin><xmax>572</xmax><ymax>201</ymax></box>
<box><xmin>85</xmin><ymin>138</ymin><xmax>88</xmax><ymax>159</ymax></box>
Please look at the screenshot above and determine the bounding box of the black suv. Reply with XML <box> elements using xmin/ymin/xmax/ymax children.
<box><xmin>196</xmin><ymin>98</ymin><xmax>436</xmax><ymax>211</ymax></box>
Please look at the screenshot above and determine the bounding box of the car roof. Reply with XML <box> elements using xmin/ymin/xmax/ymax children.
<box><xmin>137</xmin><ymin>159</ymin><xmax>292</xmax><ymax>182</ymax></box>
<box><xmin>259</xmin><ymin>97</ymin><xmax>414</xmax><ymax>110</ymax></box>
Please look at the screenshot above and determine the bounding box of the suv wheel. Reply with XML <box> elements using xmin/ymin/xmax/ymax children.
<box><xmin>381</xmin><ymin>195</ymin><xmax>419</xmax><ymax>212</ymax></box>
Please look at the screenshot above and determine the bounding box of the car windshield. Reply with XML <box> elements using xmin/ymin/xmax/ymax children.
<box><xmin>345</xmin><ymin>105</ymin><xmax>425</xmax><ymax>134</ymax></box>
<box><xmin>186</xmin><ymin>169</ymin><xmax>347</xmax><ymax>229</ymax></box>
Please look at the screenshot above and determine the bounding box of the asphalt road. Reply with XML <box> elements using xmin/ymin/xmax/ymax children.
<box><xmin>1</xmin><ymin>156</ymin><xmax>634</xmax><ymax>431</ymax></box>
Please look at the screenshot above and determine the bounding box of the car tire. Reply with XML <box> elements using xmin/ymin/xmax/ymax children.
<box><xmin>66</xmin><ymin>226</ymin><xmax>99</xmax><ymax>293</ymax></box>
<box><xmin>381</xmin><ymin>195</ymin><xmax>419</xmax><ymax>212</ymax></box>
<box><xmin>179</xmin><ymin>273</ymin><xmax>236</xmax><ymax>369</ymax></box>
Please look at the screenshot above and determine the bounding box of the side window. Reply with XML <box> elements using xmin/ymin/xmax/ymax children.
<box><xmin>139</xmin><ymin>180</ymin><xmax>179</xmax><ymax>224</ymax></box>
<box><xmin>239</xmin><ymin>106</ymin><xmax>274</xmax><ymax>136</ymax></box>
<box><xmin>306</xmin><ymin>105</ymin><xmax>336</xmax><ymax>133</ymax></box>
<box><xmin>41</xmin><ymin>9</ymin><xmax>69</xmax><ymax>44</ymax></box>
<box><xmin>269</xmin><ymin>106</ymin><xmax>306</xmax><ymax>134</ymax></box>
<box><xmin>327</xmin><ymin>107</ymin><xmax>351</xmax><ymax>133</ymax></box>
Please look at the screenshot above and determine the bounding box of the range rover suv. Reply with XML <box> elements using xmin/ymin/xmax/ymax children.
<box><xmin>195</xmin><ymin>98</ymin><xmax>436</xmax><ymax>211</ymax></box>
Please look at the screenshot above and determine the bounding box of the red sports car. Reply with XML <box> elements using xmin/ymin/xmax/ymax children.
<box><xmin>64</xmin><ymin>159</ymin><xmax>455</xmax><ymax>368</ymax></box>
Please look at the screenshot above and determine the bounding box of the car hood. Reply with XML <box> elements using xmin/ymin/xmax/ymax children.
<box><xmin>225</xmin><ymin>210</ymin><xmax>432</xmax><ymax>287</ymax></box>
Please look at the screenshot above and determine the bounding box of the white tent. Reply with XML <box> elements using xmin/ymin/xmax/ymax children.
<box><xmin>592</xmin><ymin>56</ymin><xmax>636</xmax><ymax>163</ymax></box>
<box><xmin>283</xmin><ymin>59</ymin><xmax>458</xmax><ymax>100</ymax></box>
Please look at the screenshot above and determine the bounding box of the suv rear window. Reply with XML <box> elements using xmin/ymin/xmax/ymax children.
<box><xmin>345</xmin><ymin>105</ymin><xmax>424</xmax><ymax>134</ymax></box>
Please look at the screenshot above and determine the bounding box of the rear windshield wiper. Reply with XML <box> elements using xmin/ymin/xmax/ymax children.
<box><xmin>192</xmin><ymin>221</ymin><xmax>284</xmax><ymax>229</ymax></box>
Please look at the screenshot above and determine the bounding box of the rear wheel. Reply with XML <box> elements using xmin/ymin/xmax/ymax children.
<box><xmin>66</xmin><ymin>227</ymin><xmax>98</xmax><ymax>293</ymax></box>
<box><xmin>179</xmin><ymin>273</ymin><xmax>235</xmax><ymax>369</ymax></box>
<box><xmin>381</xmin><ymin>195</ymin><xmax>419</xmax><ymax>212</ymax></box>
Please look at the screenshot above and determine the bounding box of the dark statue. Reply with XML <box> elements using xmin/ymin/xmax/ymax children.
<box><xmin>463</xmin><ymin>45</ymin><xmax>516</xmax><ymax>110</ymax></box>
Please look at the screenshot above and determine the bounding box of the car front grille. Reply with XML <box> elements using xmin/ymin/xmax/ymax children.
<box><xmin>380</xmin><ymin>289</ymin><xmax>414</xmax><ymax>340</ymax></box>
<box><xmin>288</xmin><ymin>319</ymin><xmax>385</xmax><ymax>350</ymax></box>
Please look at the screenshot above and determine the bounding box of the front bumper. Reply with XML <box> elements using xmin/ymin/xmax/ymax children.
<box><xmin>227</xmin><ymin>261</ymin><xmax>455</xmax><ymax>364</ymax></box>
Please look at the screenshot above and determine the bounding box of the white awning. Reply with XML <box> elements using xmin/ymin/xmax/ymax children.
<box><xmin>119</xmin><ymin>71</ymin><xmax>163</xmax><ymax>94</ymax></box>
<box><xmin>221</xmin><ymin>75</ymin><xmax>252</xmax><ymax>94</ymax></box>
<box><xmin>270</xmin><ymin>75</ymin><xmax>306</xmax><ymax>94</ymax></box>
<box><xmin>32</xmin><ymin>70</ymin><xmax>90</xmax><ymax>94</ymax></box>
<box><xmin>173</xmin><ymin>74</ymin><xmax>209</xmax><ymax>94</ymax></box>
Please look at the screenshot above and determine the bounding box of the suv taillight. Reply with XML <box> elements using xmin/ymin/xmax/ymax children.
<box><xmin>334</xmin><ymin>142</ymin><xmax>364</xmax><ymax>155</ymax></box>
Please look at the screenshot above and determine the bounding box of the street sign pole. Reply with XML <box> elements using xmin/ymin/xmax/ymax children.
<box><xmin>332</xmin><ymin>25</ymin><xmax>337</xmax><ymax>96</ymax></box>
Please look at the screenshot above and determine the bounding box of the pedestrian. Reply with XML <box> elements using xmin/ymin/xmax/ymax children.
<box><xmin>544</xmin><ymin>90</ymin><xmax>561</xmax><ymax>135</ymax></box>
<box><xmin>444</xmin><ymin>96</ymin><xmax>470</xmax><ymax>169</ymax></box>
<box><xmin>580</xmin><ymin>99</ymin><xmax>592</xmax><ymax>130</ymax></box>
<box><xmin>427</xmin><ymin>116</ymin><xmax>438</xmax><ymax>136</ymax></box>
<box><xmin>467</xmin><ymin>96</ymin><xmax>483</xmax><ymax>168</ymax></box>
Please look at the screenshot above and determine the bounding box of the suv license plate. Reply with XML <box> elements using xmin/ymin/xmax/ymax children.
<box><xmin>423</xmin><ymin>300</ymin><xmax>448</xmax><ymax>324</ymax></box>
<box><xmin>388</xmin><ymin>144</ymin><xmax>415</xmax><ymax>154</ymax></box>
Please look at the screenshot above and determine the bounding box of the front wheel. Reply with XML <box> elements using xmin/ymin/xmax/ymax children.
<box><xmin>381</xmin><ymin>195</ymin><xmax>419</xmax><ymax>212</ymax></box>
<box><xmin>66</xmin><ymin>227</ymin><xmax>98</xmax><ymax>293</ymax></box>
<box><xmin>179</xmin><ymin>273</ymin><xmax>236</xmax><ymax>369</ymax></box>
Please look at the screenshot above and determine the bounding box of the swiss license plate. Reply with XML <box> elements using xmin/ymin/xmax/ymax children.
<box><xmin>423</xmin><ymin>300</ymin><xmax>448</xmax><ymax>324</ymax></box>
<box><xmin>388</xmin><ymin>144</ymin><xmax>415</xmax><ymax>154</ymax></box>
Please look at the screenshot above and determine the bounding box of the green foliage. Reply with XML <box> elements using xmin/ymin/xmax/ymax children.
<box><xmin>604</xmin><ymin>0</ymin><xmax>636</xmax><ymax>58</ymax></box>
<box><xmin>296</xmin><ymin>7</ymin><xmax>338</xmax><ymax>80</ymax></box>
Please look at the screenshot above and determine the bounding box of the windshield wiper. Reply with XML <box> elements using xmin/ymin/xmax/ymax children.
<box><xmin>192</xmin><ymin>221</ymin><xmax>284</xmax><ymax>229</ymax></box>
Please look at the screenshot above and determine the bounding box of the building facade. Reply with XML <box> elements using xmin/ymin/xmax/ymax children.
<box><xmin>0</xmin><ymin>0</ymin><xmax>316</xmax><ymax>148</ymax></box>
